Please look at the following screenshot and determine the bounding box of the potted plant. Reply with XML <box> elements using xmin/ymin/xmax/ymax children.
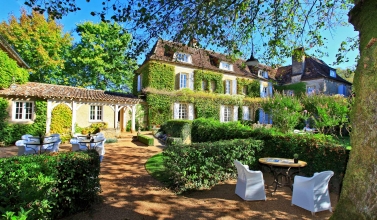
<box><xmin>293</xmin><ymin>153</ymin><xmax>299</xmax><ymax>163</ymax></box>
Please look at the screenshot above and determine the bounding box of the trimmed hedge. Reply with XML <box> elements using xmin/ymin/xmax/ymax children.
<box><xmin>161</xmin><ymin>120</ymin><xmax>192</xmax><ymax>143</ymax></box>
<box><xmin>163</xmin><ymin>138</ymin><xmax>264</xmax><ymax>193</ymax></box>
<box><xmin>138</xmin><ymin>133</ymin><xmax>154</xmax><ymax>146</ymax></box>
<box><xmin>0</xmin><ymin>150</ymin><xmax>101</xmax><ymax>219</ymax></box>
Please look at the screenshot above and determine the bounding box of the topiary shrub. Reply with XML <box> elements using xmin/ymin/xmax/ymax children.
<box><xmin>50</xmin><ymin>104</ymin><xmax>72</xmax><ymax>142</ymax></box>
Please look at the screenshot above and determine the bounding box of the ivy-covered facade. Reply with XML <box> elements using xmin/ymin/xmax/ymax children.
<box><xmin>134</xmin><ymin>39</ymin><xmax>274</xmax><ymax>128</ymax></box>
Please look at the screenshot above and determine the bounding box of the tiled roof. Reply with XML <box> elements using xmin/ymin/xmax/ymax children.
<box><xmin>275</xmin><ymin>56</ymin><xmax>352</xmax><ymax>85</ymax></box>
<box><xmin>0</xmin><ymin>82</ymin><xmax>142</xmax><ymax>104</ymax></box>
<box><xmin>144</xmin><ymin>39</ymin><xmax>261</xmax><ymax>79</ymax></box>
<box><xmin>0</xmin><ymin>35</ymin><xmax>29</xmax><ymax>69</ymax></box>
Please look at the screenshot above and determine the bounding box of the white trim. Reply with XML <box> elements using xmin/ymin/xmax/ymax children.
<box><xmin>189</xmin><ymin>72</ymin><xmax>194</xmax><ymax>90</ymax></box>
<box><xmin>188</xmin><ymin>103</ymin><xmax>194</xmax><ymax>120</ymax></box>
<box><xmin>233</xmin><ymin>106</ymin><xmax>238</xmax><ymax>121</ymax></box>
<box><xmin>219</xmin><ymin>61</ymin><xmax>233</xmax><ymax>71</ymax></box>
<box><xmin>12</xmin><ymin>101</ymin><xmax>34</xmax><ymax>121</ymax></box>
<box><xmin>174</xmin><ymin>52</ymin><xmax>192</xmax><ymax>63</ymax></box>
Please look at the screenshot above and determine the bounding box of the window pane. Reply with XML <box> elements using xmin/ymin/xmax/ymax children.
<box><xmin>97</xmin><ymin>106</ymin><xmax>102</xmax><ymax>120</ymax></box>
<box><xmin>225</xmin><ymin>80</ymin><xmax>230</xmax><ymax>94</ymax></box>
<box><xmin>180</xmin><ymin>74</ymin><xmax>187</xmax><ymax>88</ymax></box>
<box><xmin>24</xmin><ymin>102</ymin><xmax>33</xmax><ymax>119</ymax></box>
<box><xmin>224</xmin><ymin>106</ymin><xmax>232</xmax><ymax>122</ymax></box>
<box><xmin>179</xmin><ymin>104</ymin><xmax>186</xmax><ymax>119</ymax></box>
<box><xmin>90</xmin><ymin>106</ymin><xmax>95</xmax><ymax>120</ymax></box>
<box><xmin>15</xmin><ymin>102</ymin><xmax>22</xmax><ymax>119</ymax></box>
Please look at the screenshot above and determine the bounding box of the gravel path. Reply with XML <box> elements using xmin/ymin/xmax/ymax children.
<box><xmin>0</xmin><ymin>137</ymin><xmax>338</xmax><ymax>220</ymax></box>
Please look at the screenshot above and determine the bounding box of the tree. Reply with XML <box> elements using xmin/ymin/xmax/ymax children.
<box><xmin>0</xmin><ymin>50</ymin><xmax>29</xmax><ymax>89</ymax></box>
<box><xmin>336</xmin><ymin>67</ymin><xmax>355</xmax><ymax>83</ymax></box>
<box><xmin>20</xmin><ymin>0</ymin><xmax>377</xmax><ymax>218</ymax></box>
<box><xmin>0</xmin><ymin>9</ymin><xmax>72</xmax><ymax>84</ymax></box>
<box><xmin>67</xmin><ymin>21</ymin><xmax>137</xmax><ymax>91</ymax></box>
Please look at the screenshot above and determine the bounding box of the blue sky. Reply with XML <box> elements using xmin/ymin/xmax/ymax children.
<box><xmin>1</xmin><ymin>0</ymin><xmax>359</xmax><ymax>69</ymax></box>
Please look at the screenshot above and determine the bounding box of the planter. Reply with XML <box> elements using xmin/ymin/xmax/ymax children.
<box><xmin>294</xmin><ymin>158</ymin><xmax>298</xmax><ymax>163</ymax></box>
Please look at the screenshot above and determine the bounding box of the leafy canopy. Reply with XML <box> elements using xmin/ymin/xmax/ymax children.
<box><xmin>67</xmin><ymin>21</ymin><xmax>138</xmax><ymax>92</ymax></box>
<box><xmin>0</xmin><ymin>50</ymin><xmax>29</xmax><ymax>89</ymax></box>
<box><xmin>24</xmin><ymin>0</ymin><xmax>355</xmax><ymax>65</ymax></box>
<box><xmin>0</xmin><ymin>9</ymin><xmax>73</xmax><ymax>84</ymax></box>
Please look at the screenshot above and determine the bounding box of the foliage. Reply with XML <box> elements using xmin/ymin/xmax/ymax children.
<box><xmin>236</xmin><ymin>78</ymin><xmax>260</xmax><ymax>98</ymax></box>
<box><xmin>0</xmin><ymin>50</ymin><xmax>28</xmax><ymax>89</ymax></box>
<box><xmin>191</xmin><ymin>118</ymin><xmax>252</xmax><ymax>143</ymax></box>
<box><xmin>67</xmin><ymin>21</ymin><xmax>137</xmax><ymax>92</ymax></box>
<box><xmin>79</xmin><ymin>122</ymin><xmax>108</xmax><ymax>135</ymax></box>
<box><xmin>165</xmin><ymin>137</ymin><xmax>183</xmax><ymax>147</ymax></box>
<box><xmin>336</xmin><ymin>67</ymin><xmax>355</xmax><ymax>83</ymax></box>
<box><xmin>274</xmin><ymin>82</ymin><xmax>307</xmax><ymax>97</ymax></box>
<box><xmin>163</xmin><ymin>138</ymin><xmax>264</xmax><ymax>193</ymax></box>
<box><xmin>137</xmin><ymin>133</ymin><xmax>154</xmax><ymax>146</ymax></box>
<box><xmin>50</xmin><ymin>104</ymin><xmax>72</xmax><ymax>142</ymax></box>
<box><xmin>0</xmin><ymin>9</ymin><xmax>72</xmax><ymax>83</ymax></box>
<box><xmin>301</xmin><ymin>94</ymin><xmax>351</xmax><ymax>135</ymax></box>
<box><xmin>261</xmin><ymin>92</ymin><xmax>303</xmax><ymax>133</ymax></box>
<box><xmin>0</xmin><ymin>100</ymin><xmax>47</xmax><ymax>145</ymax></box>
<box><xmin>105</xmin><ymin>138</ymin><xmax>118</xmax><ymax>143</ymax></box>
<box><xmin>0</xmin><ymin>150</ymin><xmax>101</xmax><ymax>219</ymax></box>
<box><xmin>25</xmin><ymin>0</ymin><xmax>353</xmax><ymax>66</ymax></box>
<box><xmin>145</xmin><ymin>89</ymin><xmax>261</xmax><ymax>127</ymax></box>
<box><xmin>137</xmin><ymin>62</ymin><xmax>175</xmax><ymax>93</ymax></box>
<box><xmin>145</xmin><ymin>153</ymin><xmax>172</xmax><ymax>185</ymax></box>
<box><xmin>193</xmin><ymin>70</ymin><xmax>224</xmax><ymax>93</ymax></box>
<box><xmin>160</xmin><ymin>120</ymin><xmax>192</xmax><ymax>143</ymax></box>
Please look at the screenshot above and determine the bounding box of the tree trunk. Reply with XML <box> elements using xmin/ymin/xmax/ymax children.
<box><xmin>331</xmin><ymin>0</ymin><xmax>377</xmax><ymax>219</ymax></box>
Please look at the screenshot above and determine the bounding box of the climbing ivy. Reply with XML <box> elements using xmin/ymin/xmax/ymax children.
<box><xmin>236</xmin><ymin>78</ymin><xmax>261</xmax><ymax>98</ymax></box>
<box><xmin>145</xmin><ymin>88</ymin><xmax>262</xmax><ymax>127</ymax></box>
<box><xmin>50</xmin><ymin>104</ymin><xmax>72</xmax><ymax>142</ymax></box>
<box><xmin>137</xmin><ymin>61</ymin><xmax>175</xmax><ymax>92</ymax></box>
<box><xmin>0</xmin><ymin>50</ymin><xmax>28</xmax><ymax>89</ymax></box>
<box><xmin>193</xmin><ymin>70</ymin><xmax>224</xmax><ymax>93</ymax></box>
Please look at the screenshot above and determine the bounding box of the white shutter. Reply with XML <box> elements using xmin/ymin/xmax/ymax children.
<box><xmin>233</xmin><ymin>106</ymin><xmax>238</xmax><ymax>121</ymax></box>
<box><xmin>137</xmin><ymin>75</ymin><xmax>141</xmax><ymax>91</ymax></box>
<box><xmin>189</xmin><ymin>72</ymin><xmax>194</xmax><ymax>90</ymax></box>
<box><xmin>173</xmin><ymin>103</ymin><xmax>179</xmax><ymax>119</ymax></box>
<box><xmin>260</xmin><ymin>83</ymin><xmax>264</xmax><ymax>98</ymax></box>
<box><xmin>242</xmin><ymin>106</ymin><xmax>249</xmax><ymax>120</ymax></box>
<box><xmin>188</xmin><ymin>103</ymin><xmax>194</xmax><ymax>120</ymax></box>
<box><xmin>232</xmin><ymin>79</ymin><xmax>237</xmax><ymax>95</ymax></box>
<box><xmin>220</xmin><ymin>105</ymin><xmax>224</xmax><ymax>122</ymax></box>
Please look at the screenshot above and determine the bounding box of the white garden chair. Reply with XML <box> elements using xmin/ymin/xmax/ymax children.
<box><xmin>234</xmin><ymin>160</ymin><xmax>266</xmax><ymax>201</ymax></box>
<box><xmin>291</xmin><ymin>171</ymin><xmax>334</xmax><ymax>215</ymax></box>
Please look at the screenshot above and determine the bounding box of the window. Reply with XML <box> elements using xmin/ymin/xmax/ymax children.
<box><xmin>178</xmin><ymin>104</ymin><xmax>187</xmax><ymax>119</ymax></box>
<box><xmin>13</xmin><ymin>101</ymin><xmax>33</xmax><ymax>120</ymax></box>
<box><xmin>225</xmin><ymin>80</ymin><xmax>231</xmax><ymax>94</ymax></box>
<box><xmin>137</xmin><ymin>74</ymin><xmax>142</xmax><ymax>92</ymax></box>
<box><xmin>242</xmin><ymin>106</ymin><xmax>250</xmax><ymax>120</ymax></box>
<box><xmin>174</xmin><ymin>103</ymin><xmax>194</xmax><ymax>120</ymax></box>
<box><xmin>223</xmin><ymin>106</ymin><xmax>232</xmax><ymax>122</ymax></box>
<box><xmin>242</xmin><ymin>86</ymin><xmax>248</xmax><ymax>95</ymax></box>
<box><xmin>219</xmin><ymin>61</ymin><xmax>233</xmax><ymax>71</ymax></box>
<box><xmin>263</xmin><ymin>87</ymin><xmax>268</xmax><ymax>95</ymax></box>
<box><xmin>258</xmin><ymin>70</ymin><xmax>268</xmax><ymax>78</ymax></box>
<box><xmin>175</xmin><ymin>52</ymin><xmax>192</xmax><ymax>63</ymax></box>
<box><xmin>202</xmin><ymin>80</ymin><xmax>207</xmax><ymax>91</ymax></box>
<box><xmin>211</xmin><ymin>81</ymin><xmax>216</xmax><ymax>92</ymax></box>
<box><xmin>286</xmin><ymin>90</ymin><xmax>294</xmax><ymax>96</ymax></box>
<box><xmin>220</xmin><ymin>105</ymin><xmax>238</xmax><ymax>122</ymax></box>
<box><xmin>258</xmin><ymin>70</ymin><xmax>263</xmax><ymax>77</ymax></box>
<box><xmin>90</xmin><ymin>106</ymin><xmax>103</xmax><ymax>121</ymax></box>
<box><xmin>330</xmin><ymin>69</ymin><xmax>336</xmax><ymax>77</ymax></box>
<box><xmin>180</xmin><ymin>73</ymin><xmax>187</xmax><ymax>89</ymax></box>
<box><xmin>307</xmin><ymin>86</ymin><xmax>316</xmax><ymax>95</ymax></box>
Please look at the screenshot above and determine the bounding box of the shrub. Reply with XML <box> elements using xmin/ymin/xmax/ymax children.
<box><xmin>160</xmin><ymin>120</ymin><xmax>192</xmax><ymax>143</ymax></box>
<box><xmin>105</xmin><ymin>138</ymin><xmax>118</xmax><ymax>143</ymax></box>
<box><xmin>163</xmin><ymin>138</ymin><xmax>264</xmax><ymax>193</ymax></box>
<box><xmin>0</xmin><ymin>150</ymin><xmax>101</xmax><ymax>219</ymax></box>
<box><xmin>50</xmin><ymin>104</ymin><xmax>72</xmax><ymax>142</ymax></box>
<box><xmin>191</xmin><ymin>118</ymin><xmax>251</xmax><ymax>143</ymax></box>
<box><xmin>165</xmin><ymin>137</ymin><xmax>183</xmax><ymax>147</ymax></box>
<box><xmin>137</xmin><ymin>134</ymin><xmax>154</xmax><ymax>146</ymax></box>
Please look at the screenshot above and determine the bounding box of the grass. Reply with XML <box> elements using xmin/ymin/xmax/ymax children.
<box><xmin>145</xmin><ymin>153</ymin><xmax>172</xmax><ymax>185</ymax></box>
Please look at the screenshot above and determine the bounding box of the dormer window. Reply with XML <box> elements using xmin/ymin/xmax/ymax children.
<box><xmin>258</xmin><ymin>70</ymin><xmax>268</xmax><ymax>79</ymax></box>
<box><xmin>330</xmin><ymin>69</ymin><xmax>336</xmax><ymax>78</ymax></box>
<box><xmin>220</xmin><ymin>61</ymin><xmax>233</xmax><ymax>71</ymax></box>
<box><xmin>174</xmin><ymin>52</ymin><xmax>192</xmax><ymax>63</ymax></box>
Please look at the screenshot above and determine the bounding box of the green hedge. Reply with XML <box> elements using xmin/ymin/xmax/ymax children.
<box><xmin>163</xmin><ymin>138</ymin><xmax>264</xmax><ymax>193</ymax></box>
<box><xmin>191</xmin><ymin>118</ymin><xmax>252</xmax><ymax>143</ymax></box>
<box><xmin>161</xmin><ymin>120</ymin><xmax>192</xmax><ymax>143</ymax></box>
<box><xmin>138</xmin><ymin>133</ymin><xmax>154</xmax><ymax>146</ymax></box>
<box><xmin>0</xmin><ymin>150</ymin><xmax>101</xmax><ymax>219</ymax></box>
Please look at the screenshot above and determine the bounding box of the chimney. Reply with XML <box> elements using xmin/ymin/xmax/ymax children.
<box><xmin>292</xmin><ymin>47</ymin><xmax>305</xmax><ymax>75</ymax></box>
<box><xmin>188</xmin><ymin>38</ymin><xmax>198</xmax><ymax>47</ymax></box>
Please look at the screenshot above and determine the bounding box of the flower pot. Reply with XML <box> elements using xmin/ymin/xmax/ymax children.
<box><xmin>294</xmin><ymin>158</ymin><xmax>298</xmax><ymax>163</ymax></box>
